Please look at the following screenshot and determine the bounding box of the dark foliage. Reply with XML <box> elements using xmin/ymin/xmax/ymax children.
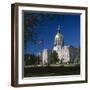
<box><xmin>50</xmin><ymin>51</ymin><xmax>59</xmax><ymax>64</ymax></box>
<box><xmin>23</xmin><ymin>12</ymin><xmax>64</xmax><ymax>51</ymax></box>
<box><xmin>25</xmin><ymin>54</ymin><xmax>41</xmax><ymax>65</ymax></box>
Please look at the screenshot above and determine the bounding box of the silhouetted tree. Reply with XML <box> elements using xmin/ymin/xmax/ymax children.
<box><xmin>50</xmin><ymin>51</ymin><xmax>59</xmax><ymax>64</ymax></box>
<box><xmin>24</xmin><ymin>54</ymin><xmax>42</xmax><ymax>65</ymax></box>
<box><xmin>24</xmin><ymin>12</ymin><xmax>64</xmax><ymax>51</ymax></box>
<box><xmin>76</xmin><ymin>47</ymin><xmax>80</xmax><ymax>64</ymax></box>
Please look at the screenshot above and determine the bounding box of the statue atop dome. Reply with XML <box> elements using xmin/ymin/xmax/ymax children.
<box><xmin>57</xmin><ymin>25</ymin><xmax>60</xmax><ymax>31</ymax></box>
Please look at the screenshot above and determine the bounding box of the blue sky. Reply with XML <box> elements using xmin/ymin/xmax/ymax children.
<box><xmin>24</xmin><ymin>12</ymin><xmax>80</xmax><ymax>54</ymax></box>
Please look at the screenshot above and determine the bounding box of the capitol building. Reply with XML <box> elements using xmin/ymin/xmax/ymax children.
<box><xmin>38</xmin><ymin>25</ymin><xmax>77</xmax><ymax>65</ymax></box>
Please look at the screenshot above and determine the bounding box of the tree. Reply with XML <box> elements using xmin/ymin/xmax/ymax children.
<box><xmin>24</xmin><ymin>13</ymin><xmax>50</xmax><ymax>50</ymax></box>
<box><xmin>76</xmin><ymin>47</ymin><xmax>80</xmax><ymax>64</ymax></box>
<box><xmin>24</xmin><ymin>13</ymin><xmax>39</xmax><ymax>51</ymax></box>
<box><xmin>35</xmin><ymin>56</ymin><xmax>41</xmax><ymax>65</ymax></box>
<box><xmin>24</xmin><ymin>12</ymin><xmax>64</xmax><ymax>52</ymax></box>
<box><xmin>50</xmin><ymin>51</ymin><xmax>59</xmax><ymax>64</ymax></box>
<box><xmin>24</xmin><ymin>54</ymin><xmax>42</xmax><ymax>65</ymax></box>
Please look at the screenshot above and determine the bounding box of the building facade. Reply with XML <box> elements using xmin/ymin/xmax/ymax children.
<box><xmin>41</xmin><ymin>25</ymin><xmax>77</xmax><ymax>64</ymax></box>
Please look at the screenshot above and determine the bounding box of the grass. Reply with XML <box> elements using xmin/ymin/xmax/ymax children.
<box><xmin>24</xmin><ymin>64</ymin><xmax>80</xmax><ymax>77</ymax></box>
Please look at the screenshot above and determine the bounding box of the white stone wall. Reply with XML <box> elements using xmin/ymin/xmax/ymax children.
<box><xmin>62</xmin><ymin>46</ymin><xmax>70</xmax><ymax>63</ymax></box>
<box><xmin>53</xmin><ymin>45</ymin><xmax>70</xmax><ymax>63</ymax></box>
<box><xmin>42</xmin><ymin>49</ymin><xmax>48</xmax><ymax>64</ymax></box>
<box><xmin>42</xmin><ymin>46</ymin><xmax>77</xmax><ymax>64</ymax></box>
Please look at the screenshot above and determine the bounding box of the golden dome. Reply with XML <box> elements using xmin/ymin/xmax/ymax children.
<box><xmin>54</xmin><ymin>25</ymin><xmax>64</xmax><ymax>46</ymax></box>
<box><xmin>55</xmin><ymin>31</ymin><xmax>63</xmax><ymax>40</ymax></box>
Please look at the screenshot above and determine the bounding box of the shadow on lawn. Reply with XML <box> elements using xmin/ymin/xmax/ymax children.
<box><xmin>24</xmin><ymin>65</ymin><xmax>80</xmax><ymax>77</ymax></box>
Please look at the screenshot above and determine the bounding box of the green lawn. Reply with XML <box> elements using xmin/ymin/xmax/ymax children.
<box><xmin>24</xmin><ymin>64</ymin><xmax>80</xmax><ymax>77</ymax></box>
